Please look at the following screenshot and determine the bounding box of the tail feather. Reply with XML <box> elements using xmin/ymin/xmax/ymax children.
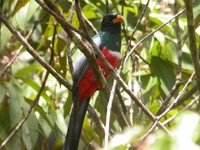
<box><xmin>63</xmin><ymin>97</ymin><xmax>90</xmax><ymax>150</ymax></box>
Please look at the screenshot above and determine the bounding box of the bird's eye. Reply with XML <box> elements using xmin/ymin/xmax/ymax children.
<box><xmin>104</xmin><ymin>16</ymin><xmax>109</xmax><ymax>22</ymax></box>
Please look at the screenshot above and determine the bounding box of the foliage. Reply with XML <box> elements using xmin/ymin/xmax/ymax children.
<box><xmin>0</xmin><ymin>0</ymin><xmax>200</xmax><ymax>149</ymax></box>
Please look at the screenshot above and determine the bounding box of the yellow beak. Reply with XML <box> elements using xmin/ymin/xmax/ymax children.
<box><xmin>112</xmin><ymin>15</ymin><xmax>124</xmax><ymax>24</ymax></box>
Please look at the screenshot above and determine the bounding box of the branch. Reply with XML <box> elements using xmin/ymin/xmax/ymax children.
<box><xmin>104</xmin><ymin>80</ymin><xmax>118</xmax><ymax>149</ymax></box>
<box><xmin>66</xmin><ymin>1</ymin><xmax>75</xmax><ymax>75</ymax></box>
<box><xmin>173</xmin><ymin>84</ymin><xmax>198</xmax><ymax>108</ymax></box>
<box><xmin>184</xmin><ymin>0</ymin><xmax>200</xmax><ymax>92</ymax></box>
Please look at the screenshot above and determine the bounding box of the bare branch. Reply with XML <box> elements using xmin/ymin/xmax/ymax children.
<box><xmin>104</xmin><ymin>80</ymin><xmax>118</xmax><ymax>149</ymax></box>
<box><xmin>184</xmin><ymin>0</ymin><xmax>200</xmax><ymax>93</ymax></box>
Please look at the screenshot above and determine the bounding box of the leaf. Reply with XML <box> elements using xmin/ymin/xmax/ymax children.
<box><xmin>194</xmin><ymin>0</ymin><xmax>200</xmax><ymax>27</ymax></box>
<box><xmin>64</xmin><ymin>91</ymin><xmax>72</xmax><ymax>118</ymax></box>
<box><xmin>55</xmin><ymin>110</ymin><xmax>67</xmax><ymax>134</ymax></box>
<box><xmin>149</xmin><ymin>14</ymin><xmax>175</xmax><ymax>36</ymax></box>
<box><xmin>18</xmin><ymin>77</ymin><xmax>53</xmax><ymax>106</ymax></box>
<box><xmin>23</xmin><ymin>112</ymin><xmax>38</xmax><ymax>150</ymax></box>
<box><xmin>25</xmin><ymin>98</ymin><xmax>53</xmax><ymax>128</ymax></box>
<box><xmin>15</xmin><ymin>64</ymin><xmax>43</xmax><ymax>77</ymax></box>
<box><xmin>0</xmin><ymin>84</ymin><xmax>6</xmax><ymax>103</ymax></box>
<box><xmin>5</xmin><ymin>80</ymin><xmax>23</xmax><ymax>127</ymax></box>
<box><xmin>154</xmin><ymin>31</ymin><xmax>165</xmax><ymax>47</ymax></box>
<box><xmin>13</xmin><ymin>2</ymin><xmax>29</xmax><ymax>31</ymax></box>
<box><xmin>151</xmin><ymin>56</ymin><xmax>175</xmax><ymax>94</ymax></box>
<box><xmin>12</xmin><ymin>0</ymin><xmax>39</xmax><ymax>31</ymax></box>
<box><xmin>82</xmin><ymin>4</ymin><xmax>98</xmax><ymax>19</ymax></box>
<box><xmin>0</xmin><ymin>24</ymin><xmax>12</xmax><ymax>52</ymax></box>
<box><xmin>142</xmin><ymin>76</ymin><xmax>158</xmax><ymax>103</ymax></box>
<box><xmin>12</xmin><ymin>0</ymin><xmax>29</xmax><ymax>15</ymax></box>
<box><xmin>22</xmin><ymin>122</ymin><xmax>33</xmax><ymax>150</ymax></box>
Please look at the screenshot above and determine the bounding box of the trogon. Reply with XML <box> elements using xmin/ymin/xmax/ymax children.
<box><xmin>64</xmin><ymin>13</ymin><xmax>124</xmax><ymax>150</ymax></box>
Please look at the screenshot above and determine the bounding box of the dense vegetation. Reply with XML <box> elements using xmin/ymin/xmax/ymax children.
<box><xmin>0</xmin><ymin>0</ymin><xmax>200</xmax><ymax>149</ymax></box>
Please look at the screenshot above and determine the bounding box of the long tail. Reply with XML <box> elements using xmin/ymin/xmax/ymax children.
<box><xmin>63</xmin><ymin>97</ymin><xmax>90</xmax><ymax>150</ymax></box>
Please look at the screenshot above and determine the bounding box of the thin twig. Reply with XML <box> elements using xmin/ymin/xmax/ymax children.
<box><xmin>157</xmin><ymin>72</ymin><xmax>195</xmax><ymax>119</ymax></box>
<box><xmin>173</xmin><ymin>85</ymin><xmax>198</xmax><ymax>108</ymax></box>
<box><xmin>127</xmin><ymin>0</ymin><xmax>150</xmax><ymax>51</ymax></box>
<box><xmin>116</xmin><ymin>88</ymin><xmax>127</xmax><ymax>114</ymax></box>
<box><xmin>87</xmin><ymin>105</ymin><xmax>106</xmax><ymax>136</ymax></box>
<box><xmin>162</xmin><ymin>97</ymin><xmax>199</xmax><ymax>126</ymax></box>
<box><xmin>138</xmin><ymin>120</ymin><xmax>159</xmax><ymax>143</ymax></box>
<box><xmin>82</xmin><ymin>14</ymin><xmax>98</xmax><ymax>34</ymax></box>
<box><xmin>174</xmin><ymin>0</ymin><xmax>183</xmax><ymax>82</ymax></box>
<box><xmin>66</xmin><ymin>0</ymin><xmax>76</xmax><ymax>75</ymax></box>
<box><xmin>104</xmin><ymin>80</ymin><xmax>118</xmax><ymax>149</ymax></box>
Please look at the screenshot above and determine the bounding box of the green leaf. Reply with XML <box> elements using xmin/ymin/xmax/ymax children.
<box><xmin>149</xmin><ymin>14</ymin><xmax>175</xmax><ymax>36</ymax></box>
<box><xmin>64</xmin><ymin>91</ymin><xmax>72</xmax><ymax>118</ymax></box>
<box><xmin>25</xmin><ymin>98</ymin><xmax>53</xmax><ymax>128</ymax></box>
<box><xmin>154</xmin><ymin>31</ymin><xmax>165</xmax><ymax>47</ymax></box>
<box><xmin>18</xmin><ymin>77</ymin><xmax>53</xmax><ymax>106</ymax></box>
<box><xmin>82</xmin><ymin>4</ymin><xmax>98</xmax><ymax>19</ymax></box>
<box><xmin>151</xmin><ymin>56</ymin><xmax>175</xmax><ymax>94</ymax></box>
<box><xmin>22</xmin><ymin>122</ymin><xmax>33</xmax><ymax>150</ymax></box>
<box><xmin>5</xmin><ymin>81</ymin><xmax>23</xmax><ymax>127</ymax></box>
<box><xmin>142</xmin><ymin>76</ymin><xmax>158</xmax><ymax>103</ymax></box>
<box><xmin>12</xmin><ymin>0</ymin><xmax>29</xmax><ymax>15</ymax></box>
<box><xmin>0</xmin><ymin>84</ymin><xmax>6</xmax><ymax>103</ymax></box>
<box><xmin>55</xmin><ymin>110</ymin><xmax>67</xmax><ymax>134</ymax></box>
<box><xmin>194</xmin><ymin>0</ymin><xmax>200</xmax><ymax>27</ymax></box>
<box><xmin>24</xmin><ymin>112</ymin><xmax>38</xmax><ymax>150</ymax></box>
<box><xmin>0</xmin><ymin>24</ymin><xmax>12</xmax><ymax>52</ymax></box>
<box><xmin>12</xmin><ymin>0</ymin><xmax>39</xmax><ymax>31</ymax></box>
<box><xmin>15</xmin><ymin>64</ymin><xmax>43</xmax><ymax>77</ymax></box>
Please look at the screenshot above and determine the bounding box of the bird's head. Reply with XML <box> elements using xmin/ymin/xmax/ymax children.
<box><xmin>101</xmin><ymin>13</ymin><xmax>124</xmax><ymax>34</ymax></box>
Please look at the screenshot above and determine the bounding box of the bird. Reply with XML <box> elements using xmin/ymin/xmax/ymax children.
<box><xmin>63</xmin><ymin>13</ymin><xmax>124</xmax><ymax>150</ymax></box>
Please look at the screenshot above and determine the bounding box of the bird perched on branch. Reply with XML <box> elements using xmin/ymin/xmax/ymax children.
<box><xmin>64</xmin><ymin>13</ymin><xmax>124</xmax><ymax>150</ymax></box>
